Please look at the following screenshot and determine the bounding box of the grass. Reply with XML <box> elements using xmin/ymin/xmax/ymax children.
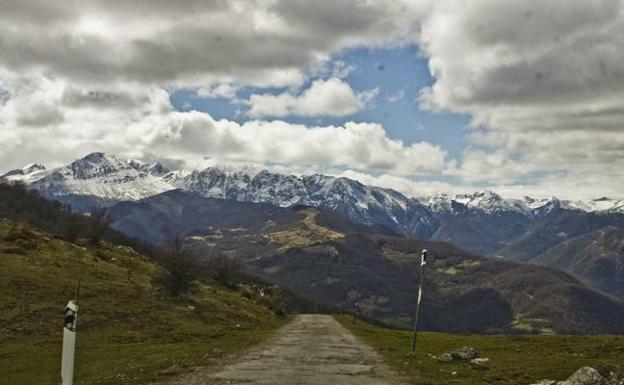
<box><xmin>0</xmin><ymin>219</ymin><xmax>287</xmax><ymax>385</ymax></box>
<box><xmin>337</xmin><ymin>316</ymin><xmax>624</xmax><ymax>385</ymax></box>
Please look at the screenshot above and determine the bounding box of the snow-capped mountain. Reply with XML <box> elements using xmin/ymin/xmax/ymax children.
<box><xmin>4</xmin><ymin>153</ymin><xmax>175</xmax><ymax>210</ymax></box>
<box><xmin>2</xmin><ymin>163</ymin><xmax>47</xmax><ymax>182</ymax></box>
<box><xmin>1</xmin><ymin>152</ymin><xmax>437</xmax><ymax>236</ymax></box>
<box><xmin>423</xmin><ymin>191</ymin><xmax>624</xmax><ymax>216</ymax></box>
<box><xmin>425</xmin><ymin>191</ymin><xmax>532</xmax><ymax>216</ymax></box>
<box><xmin>2</xmin><ymin>152</ymin><xmax>624</xmax><ymax>237</ymax></box>
<box><xmin>167</xmin><ymin>166</ymin><xmax>437</xmax><ymax>236</ymax></box>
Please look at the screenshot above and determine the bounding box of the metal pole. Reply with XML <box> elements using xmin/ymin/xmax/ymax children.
<box><xmin>411</xmin><ymin>250</ymin><xmax>427</xmax><ymax>352</ymax></box>
<box><xmin>61</xmin><ymin>278</ymin><xmax>81</xmax><ymax>385</ymax></box>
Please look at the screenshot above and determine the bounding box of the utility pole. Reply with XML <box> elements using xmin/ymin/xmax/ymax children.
<box><xmin>411</xmin><ymin>249</ymin><xmax>428</xmax><ymax>353</ymax></box>
<box><xmin>61</xmin><ymin>278</ymin><xmax>81</xmax><ymax>385</ymax></box>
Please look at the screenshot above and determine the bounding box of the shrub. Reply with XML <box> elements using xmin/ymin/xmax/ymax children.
<box><xmin>155</xmin><ymin>237</ymin><xmax>200</xmax><ymax>297</ymax></box>
<box><xmin>88</xmin><ymin>208</ymin><xmax>112</xmax><ymax>245</ymax></box>
<box><xmin>206</xmin><ymin>254</ymin><xmax>243</xmax><ymax>287</ymax></box>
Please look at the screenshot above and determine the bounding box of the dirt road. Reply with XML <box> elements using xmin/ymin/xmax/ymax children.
<box><xmin>175</xmin><ymin>314</ymin><xmax>405</xmax><ymax>385</ymax></box>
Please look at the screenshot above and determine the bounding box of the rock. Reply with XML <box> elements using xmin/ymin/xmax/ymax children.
<box><xmin>438</xmin><ymin>346</ymin><xmax>479</xmax><ymax>362</ymax></box>
<box><xmin>529</xmin><ymin>367</ymin><xmax>618</xmax><ymax>385</ymax></box>
<box><xmin>437</xmin><ymin>353</ymin><xmax>454</xmax><ymax>363</ymax></box>
<box><xmin>452</xmin><ymin>346</ymin><xmax>479</xmax><ymax>361</ymax></box>
<box><xmin>561</xmin><ymin>367</ymin><xmax>608</xmax><ymax>385</ymax></box>
<box><xmin>469</xmin><ymin>357</ymin><xmax>490</xmax><ymax>370</ymax></box>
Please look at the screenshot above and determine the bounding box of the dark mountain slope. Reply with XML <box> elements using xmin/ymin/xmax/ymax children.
<box><xmin>107</xmin><ymin>192</ymin><xmax>624</xmax><ymax>334</ymax></box>
<box><xmin>532</xmin><ymin>226</ymin><xmax>624</xmax><ymax>297</ymax></box>
<box><xmin>495</xmin><ymin>206</ymin><xmax>624</xmax><ymax>261</ymax></box>
<box><xmin>431</xmin><ymin>209</ymin><xmax>531</xmax><ymax>256</ymax></box>
<box><xmin>108</xmin><ymin>189</ymin><xmax>303</xmax><ymax>245</ymax></box>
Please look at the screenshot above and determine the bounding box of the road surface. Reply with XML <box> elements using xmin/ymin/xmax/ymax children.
<box><xmin>174</xmin><ymin>314</ymin><xmax>405</xmax><ymax>385</ymax></box>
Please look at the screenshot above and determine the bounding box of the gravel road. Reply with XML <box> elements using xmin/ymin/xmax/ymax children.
<box><xmin>174</xmin><ymin>314</ymin><xmax>405</xmax><ymax>385</ymax></box>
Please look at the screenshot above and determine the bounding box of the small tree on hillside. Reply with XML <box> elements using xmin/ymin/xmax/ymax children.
<box><xmin>156</xmin><ymin>237</ymin><xmax>200</xmax><ymax>297</ymax></box>
<box><xmin>62</xmin><ymin>214</ymin><xmax>84</xmax><ymax>243</ymax></box>
<box><xmin>88</xmin><ymin>207</ymin><xmax>112</xmax><ymax>245</ymax></box>
<box><xmin>207</xmin><ymin>254</ymin><xmax>243</xmax><ymax>287</ymax></box>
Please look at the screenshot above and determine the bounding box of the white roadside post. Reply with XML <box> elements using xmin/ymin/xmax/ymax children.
<box><xmin>411</xmin><ymin>249</ymin><xmax>428</xmax><ymax>353</ymax></box>
<box><xmin>61</xmin><ymin>280</ymin><xmax>80</xmax><ymax>385</ymax></box>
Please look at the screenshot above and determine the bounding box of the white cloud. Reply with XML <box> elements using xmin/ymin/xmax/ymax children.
<box><xmin>0</xmin><ymin>75</ymin><xmax>445</xmax><ymax>176</ymax></box>
<box><xmin>0</xmin><ymin>0</ymin><xmax>424</xmax><ymax>89</ymax></box>
<box><xmin>415</xmin><ymin>0</ymin><xmax>624</xmax><ymax>191</ymax></box>
<box><xmin>388</xmin><ymin>89</ymin><xmax>405</xmax><ymax>103</ymax></box>
<box><xmin>1</xmin><ymin>0</ymin><xmax>623</xmax><ymax>199</ymax></box>
<box><xmin>196</xmin><ymin>83</ymin><xmax>238</xmax><ymax>99</ymax></box>
<box><xmin>132</xmin><ymin>109</ymin><xmax>446</xmax><ymax>176</ymax></box>
<box><xmin>246</xmin><ymin>78</ymin><xmax>376</xmax><ymax>117</ymax></box>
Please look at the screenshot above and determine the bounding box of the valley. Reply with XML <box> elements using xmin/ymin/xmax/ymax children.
<box><xmin>106</xmin><ymin>189</ymin><xmax>624</xmax><ymax>334</ymax></box>
<box><xmin>3</xmin><ymin>154</ymin><xmax>624</xmax><ymax>332</ymax></box>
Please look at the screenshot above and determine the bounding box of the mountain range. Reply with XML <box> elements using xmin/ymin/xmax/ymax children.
<box><xmin>106</xmin><ymin>189</ymin><xmax>624</xmax><ymax>334</ymax></box>
<box><xmin>3</xmin><ymin>152</ymin><xmax>624</xmax><ymax>302</ymax></box>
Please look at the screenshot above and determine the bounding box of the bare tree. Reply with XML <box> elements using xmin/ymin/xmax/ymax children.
<box><xmin>88</xmin><ymin>208</ymin><xmax>112</xmax><ymax>245</ymax></box>
<box><xmin>156</xmin><ymin>237</ymin><xmax>200</xmax><ymax>297</ymax></box>
<box><xmin>62</xmin><ymin>214</ymin><xmax>84</xmax><ymax>243</ymax></box>
<box><xmin>207</xmin><ymin>254</ymin><xmax>243</xmax><ymax>287</ymax></box>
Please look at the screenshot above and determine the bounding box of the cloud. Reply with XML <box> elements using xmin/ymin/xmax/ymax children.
<box><xmin>196</xmin><ymin>83</ymin><xmax>238</xmax><ymax>99</ymax></box>
<box><xmin>132</xmin><ymin>106</ymin><xmax>446</xmax><ymax>175</ymax></box>
<box><xmin>0</xmin><ymin>0</ymin><xmax>424</xmax><ymax>88</ymax></box>
<box><xmin>246</xmin><ymin>78</ymin><xmax>377</xmax><ymax>117</ymax></box>
<box><xmin>0</xmin><ymin>76</ymin><xmax>445</xmax><ymax>176</ymax></box>
<box><xmin>416</xmin><ymin>0</ymin><xmax>624</xmax><ymax>188</ymax></box>
<box><xmin>1</xmin><ymin>0</ymin><xmax>623</xmax><ymax>199</ymax></box>
<box><xmin>388</xmin><ymin>89</ymin><xmax>405</xmax><ymax>103</ymax></box>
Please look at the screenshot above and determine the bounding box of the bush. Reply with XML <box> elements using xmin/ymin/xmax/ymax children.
<box><xmin>62</xmin><ymin>214</ymin><xmax>84</xmax><ymax>243</ymax></box>
<box><xmin>206</xmin><ymin>254</ymin><xmax>243</xmax><ymax>287</ymax></box>
<box><xmin>88</xmin><ymin>208</ymin><xmax>112</xmax><ymax>245</ymax></box>
<box><xmin>155</xmin><ymin>237</ymin><xmax>200</xmax><ymax>297</ymax></box>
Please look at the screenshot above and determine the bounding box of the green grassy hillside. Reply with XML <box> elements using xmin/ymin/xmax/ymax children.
<box><xmin>338</xmin><ymin>316</ymin><xmax>624</xmax><ymax>385</ymax></box>
<box><xmin>0</xmin><ymin>218</ymin><xmax>286</xmax><ymax>385</ymax></box>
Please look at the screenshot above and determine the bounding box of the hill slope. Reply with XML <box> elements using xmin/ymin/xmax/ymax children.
<box><xmin>532</xmin><ymin>226</ymin><xmax>624</xmax><ymax>297</ymax></box>
<box><xmin>107</xmin><ymin>191</ymin><xmax>624</xmax><ymax>334</ymax></box>
<box><xmin>0</xmin><ymin>218</ymin><xmax>285</xmax><ymax>385</ymax></box>
<box><xmin>6</xmin><ymin>153</ymin><xmax>624</xmax><ymax>301</ymax></box>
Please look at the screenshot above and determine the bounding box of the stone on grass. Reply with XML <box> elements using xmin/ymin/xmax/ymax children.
<box><xmin>528</xmin><ymin>366</ymin><xmax>620</xmax><ymax>385</ymax></box>
<box><xmin>469</xmin><ymin>357</ymin><xmax>490</xmax><ymax>370</ymax></box>
<box><xmin>437</xmin><ymin>346</ymin><xmax>479</xmax><ymax>362</ymax></box>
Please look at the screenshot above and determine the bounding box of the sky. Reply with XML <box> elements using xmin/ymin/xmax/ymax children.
<box><xmin>0</xmin><ymin>0</ymin><xmax>623</xmax><ymax>200</ymax></box>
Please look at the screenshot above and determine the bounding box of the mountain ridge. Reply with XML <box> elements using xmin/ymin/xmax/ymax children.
<box><xmin>5</xmin><ymin>152</ymin><xmax>624</xmax><ymax>300</ymax></box>
<box><xmin>4</xmin><ymin>152</ymin><xmax>624</xmax><ymax>215</ymax></box>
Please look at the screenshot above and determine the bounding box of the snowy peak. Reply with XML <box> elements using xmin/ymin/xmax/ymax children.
<box><xmin>1</xmin><ymin>162</ymin><xmax>47</xmax><ymax>182</ymax></box>
<box><xmin>423</xmin><ymin>191</ymin><xmax>624</xmax><ymax>216</ymax></box>
<box><xmin>66</xmin><ymin>152</ymin><xmax>131</xmax><ymax>180</ymax></box>
<box><xmin>4</xmin><ymin>152</ymin><xmax>624</xmax><ymax>224</ymax></box>
<box><xmin>424</xmin><ymin>190</ymin><xmax>531</xmax><ymax>215</ymax></box>
<box><xmin>23</xmin><ymin>163</ymin><xmax>46</xmax><ymax>174</ymax></box>
<box><xmin>5</xmin><ymin>152</ymin><xmax>174</xmax><ymax>203</ymax></box>
<box><xmin>127</xmin><ymin>159</ymin><xmax>171</xmax><ymax>177</ymax></box>
<box><xmin>144</xmin><ymin>162</ymin><xmax>170</xmax><ymax>177</ymax></box>
<box><xmin>579</xmin><ymin>197</ymin><xmax>624</xmax><ymax>213</ymax></box>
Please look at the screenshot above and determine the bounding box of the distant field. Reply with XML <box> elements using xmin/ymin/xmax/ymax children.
<box><xmin>0</xmin><ymin>219</ymin><xmax>287</xmax><ymax>385</ymax></box>
<box><xmin>338</xmin><ymin>316</ymin><xmax>624</xmax><ymax>385</ymax></box>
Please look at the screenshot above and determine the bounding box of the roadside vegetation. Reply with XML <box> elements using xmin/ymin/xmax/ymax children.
<box><xmin>0</xmin><ymin>182</ymin><xmax>289</xmax><ymax>385</ymax></box>
<box><xmin>338</xmin><ymin>316</ymin><xmax>624</xmax><ymax>385</ymax></box>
